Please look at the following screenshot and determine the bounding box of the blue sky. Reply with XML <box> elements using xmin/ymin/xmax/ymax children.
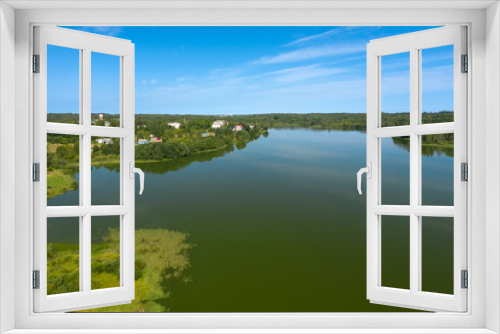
<box><xmin>48</xmin><ymin>26</ymin><xmax>453</xmax><ymax>115</ymax></box>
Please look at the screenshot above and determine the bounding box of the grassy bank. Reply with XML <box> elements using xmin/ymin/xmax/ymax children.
<box><xmin>47</xmin><ymin>170</ymin><xmax>78</xmax><ymax>199</ymax></box>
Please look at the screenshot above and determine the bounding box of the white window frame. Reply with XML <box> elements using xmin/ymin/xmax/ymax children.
<box><xmin>1</xmin><ymin>1</ymin><xmax>499</xmax><ymax>333</ymax></box>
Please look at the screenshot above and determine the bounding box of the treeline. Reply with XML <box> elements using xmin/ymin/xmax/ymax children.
<box><xmin>48</xmin><ymin>111</ymin><xmax>454</xmax><ymax>131</ymax></box>
<box><xmin>47</xmin><ymin>113</ymin><xmax>119</xmax><ymax>124</ymax></box>
<box><xmin>136</xmin><ymin>128</ymin><xmax>262</xmax><ymax>161</ymax></box>
<box><xmin>392</xmin><ymin>133</ymin><xmax>454</xmax><ymax>157</ymax></box>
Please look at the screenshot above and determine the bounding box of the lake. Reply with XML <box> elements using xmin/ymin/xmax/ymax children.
<box><xmin>47</xmin><ymin>128</ymin><xmax>454</xmax><ymax>312</ymax></box>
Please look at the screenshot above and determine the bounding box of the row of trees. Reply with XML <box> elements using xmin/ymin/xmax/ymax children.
<box><xmin>47</xmin><ymin>111</ymin><xmax>454</xmax><ymax>132</ymax></box>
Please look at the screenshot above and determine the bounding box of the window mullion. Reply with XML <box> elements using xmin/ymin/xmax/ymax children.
<box><xmin>409</xmin><ymin>47</ymin><xmax>420</xmax><ymax>294</ymax></box>
<box><xmin>82</xmin><ymin>48</ymin><xmax>92</xmax><ymax>294</ymax></box>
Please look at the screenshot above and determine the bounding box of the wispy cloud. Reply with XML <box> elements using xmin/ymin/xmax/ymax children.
<box><xmin>81</xmin><ymin>26</ymin><xmax>123</xmax><ymax>37</ymax></box>
<box><xmin>142</xmin><ymin>78</ymin><xmax>158</xmax><ymax>84</ymax></box>
<box><xmin>234</xmin><ymin>64</ymin><xmax>346</xmax><ymax>84</ymax></box>
<box><xmin>285</xmin><ymin>29</ymin><xmax>341</xmax><ymax>47</ymax></box>
<box><xmin>254</xmin><ymin>44</ymin><xmax>365</xmax><ymax>65</ymax></box>
<box><xmin>285</xmin><ymin>26</ymin><xmax>381</xmax><ymax>47</ymax></box>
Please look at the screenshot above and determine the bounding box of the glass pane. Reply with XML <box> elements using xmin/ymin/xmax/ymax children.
<box><xmin>47</xmin><ymin>217</ymin><xmax>80</xmax><ymax>295</ymax></box>
<box><xmin>421</xmin><ymin>217</ymin><xmax>454</xmax><ymax>294</ymax></box>
<box><xmin>47</xmin><ymin>45</ymin><xmax>80</xmax><ymax>124</ymax></box>
<box><xmin>421</xmin><ymin>134</ymin><xmax>454</xmax><ymax>206</ymax></box>
<box><xmin>381</xmin><ymin>52</ymin><xmax>410</xmax><ymax>127</ymax></box>
<box><xmin>91</xmin><ymin>52</ymin><xmax>120</xmax><ymax>127</ymax></box>
<box><xmin>382</xmin><ymin>136</ymin><xmax>410</xmax><ymax>205</ymax></box>
<box><xmin>47</xmin><ymin>134</ymin><xmax>79</xmax><ymax>206</ymax></box>
<box><xmin>91</xmin><ymin>216</ymin><xmax>120</xmax><ymax>290</ymax></box>
<box><xmin>421</xmin><ymin>45</ymin><xmax>454</xmax><ymax>124</ymax></box>
<box><xmin>91</xmin><ymin>136</ymin><xmax>120</xmax><ymax>205</ymax></box>
<box><xmin>381</xmin><ymin>215</ymin><xmax>410</xmax><ymax>290</ymax></box>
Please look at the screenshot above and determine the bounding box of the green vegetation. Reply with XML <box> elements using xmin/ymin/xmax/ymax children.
<box><xmin>47</xmin><ymin>170</ymin><xmax>78</xmax><ymax>199</ymax></box>
<box><xmin>47</xmin><ymin>228</ymin><xmax>194</xmax><ymax>312</ymax></box>
<box><xmin>48</xmin><ymin>111</ymin><xmax>453</xmax><ymax>131</ymax></box>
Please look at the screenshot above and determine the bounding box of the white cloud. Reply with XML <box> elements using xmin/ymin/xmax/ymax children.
<box><xmin>254</xmin><ymin>44</ymin><xmax>365</xmax><ymax>65</ymax></box>
<box><xmin>151</xmin><ymin>79</ymin><xmax>157</xmax><ymax>84</ymax></box>
<box><xmin>81</xmin><ymin>26</ymin><xmax>123</xmax><ymax>37</ymax></box>
<box><xmin>177</xmin><ymin>76</ymin><xmax>192</xmax><ymax>82</ymax></box>
<box><xmin>284</xmin><ymin>27</ymin><xmax>381</xmax><ymax>47</ymax></box>
<box><xmin>234</xmin><ymin>64</ymin><xmax>346</xmax><ymax>84</ymax></box>
<box><xmin>142</xmin><ymin>80</ymin><xmax>147</xmax><ymax>84</ymax></box>
<box><xmin>285</xmin><ymin>29</ymin><xmax>341</xmax><ymax>47</ymax></box>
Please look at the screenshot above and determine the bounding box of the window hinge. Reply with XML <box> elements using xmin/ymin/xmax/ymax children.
<box><xmin>461</xmin><ymin>270</ymin><xmax>468</xmax><ymax>289</ymax></box>
<box><xmin>33</xmin><ymin>270</ymin><xmax>40</xmax><ymax>289</ymax></box>
<box><xmin>33</xmin><ymin>163</ymin><xmax>40</xmax><ymax>182</ymax></box>
<box><xmin>461</xmin><ymin>54</ymin><xmax>468</xmax><ymax>73</ymax></box>
<box><xmin>33</xmin><ymin>54</ymin><xmax>40</xmax><ymax>73</ymax></box>
<box><xmin>461</xmin><ymin>162</ymin><xmax>468</xmax><ymax>182</ymax></box>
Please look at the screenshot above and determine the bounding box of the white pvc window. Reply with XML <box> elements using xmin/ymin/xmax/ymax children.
<box><xmin>365</xmin><ymin>26</ymin><xmax>467</xmax><ymax>312</ymax></box>
<box><xmin>33</xmin><ymin>26</ymin><xmax>137</xmax><ymax>312</ymax></box>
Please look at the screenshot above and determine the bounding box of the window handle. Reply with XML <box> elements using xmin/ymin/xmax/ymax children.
<box><xmin>129</xmin><ymin>162</ymin><xmax>145</xmax><ymax>195</ymax></box>
<box><xmin>357</xmin><ymin>162</ymin><xmax>371</xmax><ymax>195</ymax></box>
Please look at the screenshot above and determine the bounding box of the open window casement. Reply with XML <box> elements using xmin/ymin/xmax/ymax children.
<box><xmin>33</xmin><ymin>26</ymin><xmax>140</xmax><ymax>312</ymax></box>
<box><xmin>363</xmin><ymin>26</ymin><xmax>467</xmax><ymax>312</ymax></box>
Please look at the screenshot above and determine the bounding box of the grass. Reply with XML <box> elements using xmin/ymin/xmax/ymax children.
<box><xmin>47</xmin><ymin>170</ymin><xmax>78</xmax><ymax>199</ymax></box>
<box><xmin>47</xmin><ymin>228</ymin><xmax>194</xmax><ymax>312</ymax></box>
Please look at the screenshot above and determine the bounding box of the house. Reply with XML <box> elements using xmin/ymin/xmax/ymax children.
<box><xmin>95</xmin><ymin>138</ymin><xmax>113</xmax><ymax>144</ymax></box>
<box><xmin>150</xmin><ymin>137</ymin><xmax>162</xmax><ymax>143</ymax></box>
<box><xmin>138</xmin><ymin>139</ymin><xmax>149</xmax><ymax>145</ymax></box>
<box><xmin>249</xmin><ymin>124</ymin><xmax>255</xmax><ymax>129</ymax></box>
<box><xmin>168</xmin><ymin>122</ymin><xmax>181</xmax><ymax>129</ymax></box>
<box><xmin>211</xmin><ymin>120</ymin><xmax>227</xmax><ymax>129</ymax></box>
<box><xmin>201</xmin><ymin>132</ymin><xmax>215</xmax><ymax>137</ymax></box>
<box><xmin>99</xmin><ymin>113</ymin><xmax>104</xmax><ymax>120</ymax></box>
<box><xmin>104</xmin><ymin>121</ymin><xmax>110</xmax><ymax>127</ymax></box>
<box><xmin>233</xmin><ymin>125</ymin><xmax>244</xmax><ymax>132</ymax></box>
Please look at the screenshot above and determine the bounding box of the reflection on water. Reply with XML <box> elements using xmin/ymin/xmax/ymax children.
<box><xmin>137</xmin><ymin>146</ymin><xmax>234</xmax><ymax>175</ymax></box>
<box><xmin>48</xmin><ymin>129</ymin><xmax>453</xmax><ymax>312</ymax></box>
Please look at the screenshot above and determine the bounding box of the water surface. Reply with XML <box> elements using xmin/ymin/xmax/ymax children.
<box><xmin>48</xmin><ymin>129</ymin><xmax>454</xmax><ymax>312</ymax></box>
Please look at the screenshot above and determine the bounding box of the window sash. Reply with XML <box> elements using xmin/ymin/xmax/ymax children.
<box><xmin>366</xmin><ymin>26</ymin><xmax>468</xmax><ymax>312</ymax></box>
<box><xmin>33</xmin><ymin>26</ymin><xmax>136</xmax><ymax>313</ymax></box>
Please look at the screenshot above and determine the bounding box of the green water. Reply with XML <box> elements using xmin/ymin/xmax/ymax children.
<box><xmin>48</xmin><ymin>129</ymin><xmax>454</xmax><ymax>312</ymax></box>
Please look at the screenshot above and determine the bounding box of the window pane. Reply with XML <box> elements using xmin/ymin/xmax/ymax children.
<box><xmin>382</xmin><ymin>136</ymin><xmax>410</xmax><ymax>205</ymax></box>
<box><xmin>381</xmin><ymin>52</ymin><xmax>410</xmax><ymax>127</ymax></box>
<box><xmin>421</xmin><ymin>45</ymin><xmax>454</xmax><ymax>124</ymax></box>
<box><xmin>421</xmin><ymin>217</ymin><xmax>454</xmax><ymax>294</ymax></box>
<box><xmin>91</xmin><ymin>216</ymin><xmax>120</xmax><ymax>290</ymax></box>
<box><xmin>47</xmin><ymin>217</ymin><xmax>80</xmax><ymax>295</ymax></box>
<box><xmin>47</xmin><ymin>45</ymin><xmax>80</xmax><ymax>124</ymax></box>
<box><xmin>381</xmin><ymin>215</ymin><xmax>410</xmax><ymax>290</ymax></box>
<box><xmin>91</xmin><ymin>52</ymin><xmax>120</xmax><ymax>127</ymax></box>
<box><xmin>47</xmin><ymin>134</ymin><xmax>79</xmax><ymax>206</ymax></box>
<box><xmin>91</xmin><ymin>137</ymin><xmax>120</xmax><ymax>205</ymax></box>
<box><xmin>421</xmin><ymin>134</ymin><xmax>454</xmax><ymax>206</ymax></box>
